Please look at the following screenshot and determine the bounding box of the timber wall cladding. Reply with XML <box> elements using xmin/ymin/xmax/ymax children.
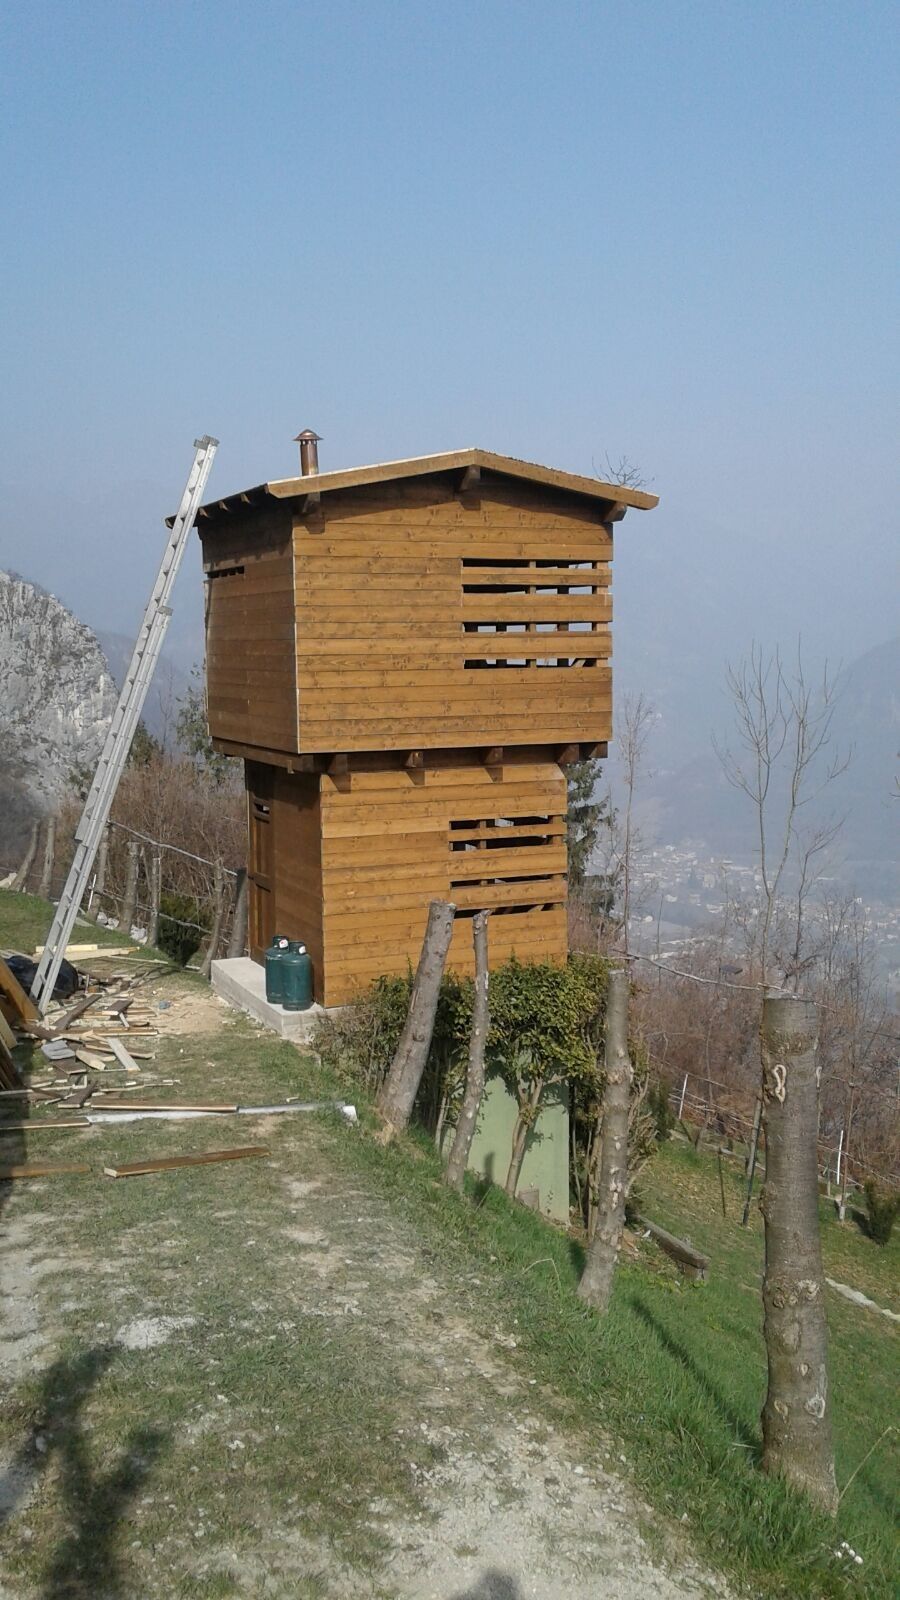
<box><xmin>293</xmin><ymin>478</ymin><xmax>613</xmax><ymax>755</ymax></box>
<box><xmin>316</xmin><ymin>761</ymin><xmax>568</xmax><ymax>1006</ymax></box>
<box><xmin>202</xmin><ymin>506</ymin><xmax>299</xmax><ymax>754</ymax></box>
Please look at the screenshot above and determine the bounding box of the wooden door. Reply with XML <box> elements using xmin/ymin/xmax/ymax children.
<box><xmin>247</xmin><ymin>764</ymin><xmax>275</xmax><ymax>961</ymax></box>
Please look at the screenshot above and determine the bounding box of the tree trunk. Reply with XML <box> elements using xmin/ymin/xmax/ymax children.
<box><xmin>759</xmin><ymin>994</ymin><xmax>838</xmax><ymax>1513</ymax></box>
<box><xmin>586</xmin><ymin>1111</ymin><xmax>603</xmax><ymax>1239</ymax></box>
<box><xmin>505</xmin><ymin>1077</ymin><xmax>543</xmax><ymax>1197</ymax></box>
<box><xmin>90</xmin><ymin>827</ymin><xmax>109</xmax><ymax>920</ymax></box>
<box><xmin>200</xmin><ymin>863</ymin><xmax>227</xmax><ymax>980</ymax></box>
<box><xmin>227</xmin><ymin>867</ymin><xmax>249</xmax><ymax>958</ymax></box>
<box><xmin>578</xmin><ymin>967</ymin><xmax>632</xmax><ymax>1313</ymax></box>
<box><xmin>12</xmin><ymin>820</ymin><xmax>40</xmax><ymax>892</ymax></box>
<box><xmin>445</xmin><ymin>910</ymin><xmax>490</xmax><ymax>1193</ymax></box>
<box><xmin>376</xmin><ymin>899</ymin><xmax>456</xmax><ymax>1140</ymax></box>
<box><xmin>119</xmin><ymin>841</ymin><xmax>139</xmax><ymax>936</ymax></box>
<box><xmin>38</xmin><ymin>816</ymin><xmax>56</xmax><ymax>900</ymax></box>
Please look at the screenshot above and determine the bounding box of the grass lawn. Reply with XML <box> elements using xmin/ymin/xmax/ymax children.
<box><xmin>0</xmin><ymin>927</ymin><xmax>896</xmax><ymax>1598</ymax></box>
<box><xmin>0</xmin><ymin>889</ymin><xmax>135</xmax><ymax>963</ymax></box>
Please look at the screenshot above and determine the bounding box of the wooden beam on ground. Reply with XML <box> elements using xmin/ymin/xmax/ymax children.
<box><xmin>635</xmin><ymin>1214</ymin><xmax>710</xmax><ymax>1281</ymax></box>
<box><xmin>103</xmin><ymin>1146</ymin><xmax>269</xmax><ymax>1179</ymax></box>
<box><xmin>0</xmin><ymin>1118</ymin><xmax>90</xmax><ymax>1132</ymax></box>
<box><xmin>90</xmin><ymin>1100</ymin><xmax>238</xmax><ymax>1113</ymax></box>
<box><xmin>106</xmin><ymin>1037</ymin><xmax>141</xmax><ymax>1074</ymax></box>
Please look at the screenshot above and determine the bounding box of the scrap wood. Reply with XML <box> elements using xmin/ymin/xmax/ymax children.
<box><xmin>74</xmin><ymin>1049</ymin><xmax>108</xmax><ymax>1071</ymax></box>
<box><xmin>103</xmin><ymin>1146</ymin><xmax>268</xmax><ymax>1179</ymax></box>
<box><xmin>0</xmin><ymin>1161</ymin><xmax>90</xmax><ymax>1179</ymax></box>
<box><xmin>89</xmin><ymin>1099</ymin><xmax>238</xmax><ymax>1113</ymax></box>
<box><xmin>0</xmin><ymin>956</ymin><xmax>40</xmax><ymax>1024</ymax></box>
<box><xmin>51</xmin><ymin>992</ymin><xmax>104</xmax><ymax>1035</ymax></box>
<box><xmin>0</xmin><ymin>1010</ymin><xmax>16</xmax><ymax>1051</ymax></box>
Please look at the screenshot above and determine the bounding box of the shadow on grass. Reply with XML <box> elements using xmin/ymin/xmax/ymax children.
<box><xmin>449</xmin><ymin>1572</ymin><xmax>523</xmax><ymax>1600</ymax></box>
<box><xmin>0</xmin><ymin>1345</ymin><xmax>168</xmax><ymax>1599</ymax></box>
<box><xmin>627</xmin><ymin>1295</ymin><xmax>761</xmax><ymax>1459</ymax></box>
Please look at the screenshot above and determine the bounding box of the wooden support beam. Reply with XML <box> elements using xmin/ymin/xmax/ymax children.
<box><xmin>555</xmin><ymin>743</ymin><xmax>580</xmax><ymax>767</ymax></box>
<box><xmin>301</xmin><ymin>491</ymin><xmax>321</xmax><ymax>515</ymax></box>
<box><xmin>103</xmin><ymin>1146</ymin><xmax>269</xmax><ymax>1179</ymax></box>
<box><xmin>404</xmin><ymin>750</ymin><xmax>425</xmax><ymax>770</ymax></box>
<box><xmin>580</xmin><ymin>741</ymin><xmax>608</xmax><ymax>761</ymax></box>
<box><xmin>327</xmin><ymin>753</ymin><xmax>349</xmax><ymax>777</ymax></box>
<box><xmin>457</xmin><ymin>464</ymin><xmax>481</xmax><ymax>496</ymax></box>
<box><xmin>480</xmin><ymin>746</ymin><xmax>503</xmax><ymax>770</ymax></box>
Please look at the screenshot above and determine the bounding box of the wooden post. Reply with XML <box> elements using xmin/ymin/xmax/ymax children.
<box><xmin>836</xmin><ymin>1082</ymin><xmax>855</xmax><ymax>1222</ymax></box>
<box><xmin>119</xmin><ymin>841</ymin><xmax>139</xmax><ymax>937</ymax></box>
<box><xmin>89</xmin><ymin>825</ymin><xmax>110</xmax><ymax>919</ymax></box>
<box><xmin>444</xmin><ymin>911</ymin><xmax>490</xmax><ymax>1192</ymax></box>
<box><xmin>227</xmin><ymin>867</ymin><xmax>249</xmax><ymax>958</ymax></box>
<box><xmin>145</xmin><ymin>848</ymin><xmax>161</xmax><ymax>949</ymax></box>
<box><xmin>578</xmin><ymin>967</ymin><xmax>633</xmax><ymax>1313</ymax></box>
<box><xmin>200</xmin><ymin>863</ymin><xmax>227</xmax><ymax>980</ymax></box>
<box><xmin>377</xmin><ymin>899</ymin><xmax>456</xmax><ymax>1141</ymax></box>
<box><xmin>759</xmin><ymin>994</ymin><xmax>838</xmax><ymax>1513</ymax></box>
<box><xmin>37</xmin><ymin>815</ymin><xmax>56</xmax><ymax>900</ymax></box>
<box><xmin>11</xmin><ymin>820</ymin><xmax>40</xmax><ymax>892</ymax></box>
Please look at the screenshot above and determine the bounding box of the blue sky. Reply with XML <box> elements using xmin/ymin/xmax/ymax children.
<box><xmin>1</xmin><ymin>1</ymin><xmax>897</xmax><ymax>745</ymax></box>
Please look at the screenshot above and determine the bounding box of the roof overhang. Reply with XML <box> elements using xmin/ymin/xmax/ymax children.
<box><xmin>181</xmin><ymin>446</ymin><xmax>659</xmax><ymax>527</ymax></box>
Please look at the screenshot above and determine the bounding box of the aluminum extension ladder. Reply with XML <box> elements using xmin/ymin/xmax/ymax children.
<box><xmin>30</xmin><ymin>436</ymin><xmax>219</xmax><ymax>1013</ymax></box>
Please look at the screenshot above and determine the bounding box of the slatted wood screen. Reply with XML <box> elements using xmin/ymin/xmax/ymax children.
<box><xmin>292</xmin><ymin>479</ymin><xmax>613</xmax><ymax>755</ymax></box>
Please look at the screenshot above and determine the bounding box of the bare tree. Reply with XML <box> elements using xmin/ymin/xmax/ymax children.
<box><xmin>609</xmin><ymin>692</ymin><xmax>655</xmax><ymax>953</ymax></box>
<box><xmin>578</xmin><ymin>968</ymin><xmax>633</xmax><ymax>1312</ymax></box>
<box><xmin>377</xmin><ymin>900</ymin><xmax>456</xmax><ymax>1141</ymax></box>
<box><xmin>444</xmin><ymin>911</ymin><xmax>490</xmax><ymax>1193</ymax></box>
<box><xmin>714</xmin><ymin>644</ymin><xmax>849</xmax><ymax>985</ymax></box>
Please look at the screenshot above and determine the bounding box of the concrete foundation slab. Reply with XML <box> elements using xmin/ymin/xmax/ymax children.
<box><xmin>211</xmin><ymin>957</ymin><xmax>327</xmax><ymax>1045</ymax></box>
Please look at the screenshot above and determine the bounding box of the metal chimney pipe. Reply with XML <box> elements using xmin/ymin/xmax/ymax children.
<box><xmin>294</xmin><ymin>429</ymin><xmax>321</xmax><ymax>475</ymax></box>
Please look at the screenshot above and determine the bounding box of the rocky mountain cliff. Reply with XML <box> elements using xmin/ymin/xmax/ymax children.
<box><xmin>0</xmin><ymin>570</ymin><xmax>117</xmax><ymax>866</ymax></box>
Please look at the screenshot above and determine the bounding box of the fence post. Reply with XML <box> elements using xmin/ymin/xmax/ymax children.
<box><xmin>741</xmin><ymin>1096</ymin><xmax>763</xmax><ymax>1226</ymax></box>
<box><xmin>677</xmin><ymin>1073</ymin><xmax>688</xmax><ymax>1121</ymax></box>
<box><xmin>145</xmin><ymin>849</ymin><xmax>161</xmax><ymax>950</ymax></box>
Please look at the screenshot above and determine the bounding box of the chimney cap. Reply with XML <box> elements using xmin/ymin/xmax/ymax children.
<box><xmin>294</xmin><ymin>429</ymin><xmax>322</xmax><ymax>443</ymax></box>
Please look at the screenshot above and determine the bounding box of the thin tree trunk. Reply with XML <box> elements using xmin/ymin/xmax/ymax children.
<box><xmin>578</xmin><ymin>967</ymin><xmax>633</xmax><ymax>1312</ymax></box>
<box><xmin>759</xmin><ymin>994</ymin><xmax>838</xmax><ymax>1513</ymax></box>
<box><xmin>505</xmin><ymin>1077</ymin><xmax>543</xmax><ymax>1197</ymax></box>
<box><xmin>145</xmin><ymin>848</ymin><xmax>161</xmax><ymax>949</ymax></box>
<box><xmin>586</xmin><ymin>1111</ymin><xmax>603</xmax><ymax>1239</ymax></box>
<box><xmin>90</xmin><ymin>826</ymin><xmax>109</xmax><ymax>920</ymax></box>
<box><xmin>119</xmin><ymin>841</ymin><xmax>139</xmax><ymax>936</ymax></box>
<box><xmin>377</xmin><ymin>899</ymin><xmax>456</xmax><ymax>1140</ymax></box>
<box><xmin>227</xmin><ymin>867</ymin><xmax>249</xmax><ymax>958</ymax></box>
<box><xmin>38</xmin><ymin>816</ymin><xmax>56</xmax><ymax>900</ymax></box>
<box><xmin>445</xmin><ymin>910</ymin><xmax>490</xmax><ymax>1193</ymax></box>
<box><xmin>12</xmin><ymin>820</ymin><xmax>40</xmax><ymax>891</ymax></box>
<box><xmin>200</xmin><ymin>863</ymin><xmax>227</xmax><ymax>980</ymax></box>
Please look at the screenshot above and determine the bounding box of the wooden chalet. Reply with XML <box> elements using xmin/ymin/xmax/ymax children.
<box><xmin>195</xmin><ymin>444</ymin><xmax>658</xmax><ymax>1005</ymax></box>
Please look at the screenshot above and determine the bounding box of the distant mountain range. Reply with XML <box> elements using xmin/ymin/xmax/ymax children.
<box><xmin>95</xmin><ymin>631</ymin><xmax>193</xmax><ymax>745</ymax></box>
<box><xmin>610</xmin><ymin>635</ymin><xmax>900</xmax><ymax>901</ymax></box>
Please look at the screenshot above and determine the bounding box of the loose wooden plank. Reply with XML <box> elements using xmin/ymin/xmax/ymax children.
<box><xmin>90</xmin><ymin>1100</ymin><xmax>238</xmax><ymax>1113</ymax></box>
<box><xmin>103</xmin><ymin>1146</ymin><xmax>269</xmax><ymax>1179</ymax></box>
<box><xmin>106</xmin><ymin>1037</ymin><xmax>141</xmax><ymax>1074</ymax></box>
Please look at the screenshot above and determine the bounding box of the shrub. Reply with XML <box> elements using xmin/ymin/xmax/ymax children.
<box><xmin>863</xmin><ymin>1181</ymin><xmax>900</xmax><ymax>1246</ymax></box>
<box><xmin>157</xmin><ymin>891</ymin><xmax>208</xmax><ymax>966</ymax></box>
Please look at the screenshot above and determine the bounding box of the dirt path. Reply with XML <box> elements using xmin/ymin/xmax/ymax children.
<box><xmin>0</xmin><ymin>991</ymin><xmax>727</xmax><ymax>1599</ymax></box>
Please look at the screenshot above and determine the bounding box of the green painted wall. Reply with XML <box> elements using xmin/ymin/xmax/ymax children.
<box><xmin>464</xmin><ymin>1072</ymin><xmax>570</xmax><ymax>1223</ymax></box>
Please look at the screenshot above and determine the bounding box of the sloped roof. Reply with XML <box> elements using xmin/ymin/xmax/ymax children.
<box><xmin>190</xmin><ymin>446</ymin><xmax>658</xmax><ymax>524</ymax></box>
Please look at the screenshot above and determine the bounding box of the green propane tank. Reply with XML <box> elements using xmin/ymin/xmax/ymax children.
<box><xmin>265</xmin><ymin>935</ymin><xmax>290</xmax><ymax>1005</ymax></box>
<box><xmin>281</xmin><ymin>940</ymin><xmax>314</xmax><ymax>1011</ymax></box>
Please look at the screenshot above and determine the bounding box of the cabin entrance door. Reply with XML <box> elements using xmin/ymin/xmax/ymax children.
<box><xmin>246</xmin><ymin>764</ymin><xmax>275</xmax><ymax>961</ymax></box>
